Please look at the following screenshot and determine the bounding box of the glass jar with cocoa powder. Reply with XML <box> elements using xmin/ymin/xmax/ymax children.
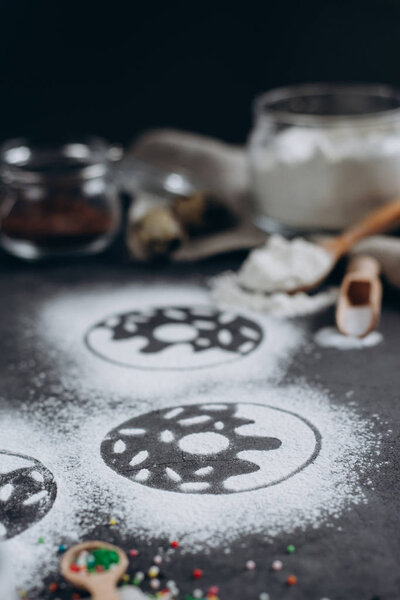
<box><xmin>0</xmin><ymin>138</ymin><xmax>122</xmax><ymax>259</ymax></box>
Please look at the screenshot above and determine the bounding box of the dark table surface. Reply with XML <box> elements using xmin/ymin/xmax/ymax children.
<box><xmin>0</xmin><ymin>244</ymin><xmax>399</xmax><ymax>600</ymax></box>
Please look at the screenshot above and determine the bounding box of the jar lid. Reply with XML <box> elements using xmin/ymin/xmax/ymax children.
<box><xmin>0</xmin><ymin>137</ymin><xmax>122</xmax><ymax>184</ymax></box>
<box><xmin>254</xmin><ymin>83</ymin><xmax>400</xmax><ymax>127</ymax></box>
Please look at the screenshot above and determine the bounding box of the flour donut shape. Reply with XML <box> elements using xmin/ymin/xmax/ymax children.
<box><xmin>85</xmin><ymin>306</ymin><xmax>263</xmax><ymax>370</ymax></box>
<box><xmin>0</xmin><ymin>451</ymin><xmax>57</xmax><ymax>540</ymax></box>
<box><xmin>101</xmin><ymin>403</ymin><xmax>321</xmax><ymax>494</ymax></box>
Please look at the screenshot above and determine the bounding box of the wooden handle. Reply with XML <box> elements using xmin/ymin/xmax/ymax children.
<box><xmin>336</xmin><ymin>200</ymin><xmax>400</xmax><ymax>254</ymax></box>
<box><xmin>90</xmin><ymin>580</ymin><xmax>120</xmax><ymax>600</ymax></box>
<box><xmin>346</xmin><ymin>255</ymin><xmax>380</xmax><ymax>278</ymax></box>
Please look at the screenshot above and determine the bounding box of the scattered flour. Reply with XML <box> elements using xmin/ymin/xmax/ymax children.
<box><xmin>0</xmin><ymin>281</ymin><xmax>384</xmax><ymax>595</ymax></box>
<box><xmin>35</xmin><ymin>283</ymin><xmax>303</xmax><ymax>391</ymax></box>
<box><xmin>210</xmin><ymin>271</ymin><xmax>337</xmax><ymax>317</ymax></box>
<box><xmin>119</xmin><ymin>586</ymin><xmax>152</xmax><ymax>600</ymax></box>
<box><xmin>237</xmin><ymin>235</ymin><xmax>332</xmax><ymax>293</ymax></box>
<box><xmin>2</xmin><ymin>383</ymin><xmax>382</xmax><ymax>594</ymax></box>
<box><xmin>314</xmin><ymin>327</ymin><xmax>383</xmax><ymax>349</ymax></box>
<box><xmin>209</xmin><ymin>235</ymin><xmax>337</xmax><ymax>316</ymax></box>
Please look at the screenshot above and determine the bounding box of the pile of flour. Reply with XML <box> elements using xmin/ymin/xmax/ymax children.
<box><xmin>250</xmin><ymin>125</ymin><xmax>400</xmax><ymax>230</ymax></box>
<box><xmin>210</xmin><ymin>235</ymin><xmax>337</xmax><ymax>317</ymax></box>
<box><xmin>238</xmin><ymin>236</ymin><xmax>332</xmax><ymax>293</ymax></box>
<box><xmin>315</xmin><ymin>327</ymin><xmax>383</xmax><ymax>349</ymax></box>
<box><xmin>1</xmin><ymin>283</ymin><xmax>385</xmax><ymax>594</ymax></box>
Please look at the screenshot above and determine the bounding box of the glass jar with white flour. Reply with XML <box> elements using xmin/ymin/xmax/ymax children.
<box><xmin>248</xmin><ymin>84</ymin><xmax>400</xmax><ymax>233</ymax></box>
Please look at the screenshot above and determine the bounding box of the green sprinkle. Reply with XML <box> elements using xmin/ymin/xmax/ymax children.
<box><xmin>287</xmin><ymin>544</ymin><xmax>295</xmax><ymax>554</ymax></box>
<box><xmin>37</xmin><ymin>537</ymin><xmax>45</xmax><ymax>544</ymax></box>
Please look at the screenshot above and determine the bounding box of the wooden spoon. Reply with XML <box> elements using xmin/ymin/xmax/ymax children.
<box><xmin>336</xmin><ymin>255</ymin><xmax>382</xmax><ymax>338</ymax></box>
<box><xmin>61</xmin><ymin>541</ymin><xmax>128</xmax><ymax>600</ymax></box>
<box><xmin>293</xmin><ymin>200</ymin><xmax>400</xmax><ymax>294</ymax></box>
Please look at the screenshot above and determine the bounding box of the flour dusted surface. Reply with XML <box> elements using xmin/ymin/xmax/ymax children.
<box><xmin>315</xmin><ymin>327</ymin><xmax>383</xmax><ymax>349</ymax></box>
<box><xmin>209</xmin><ymin>235</ymin><xmax>336</xmax><ymax>316</ymax></box>
<box><xmin>210</xmin><ymin>271</ymin><xmax>337</xmax><ymax>317</ymax></box>
<box><xmin>0</xmin><ymin>282</ymin><xmax>384</xmax><ymax>594</ymax></box>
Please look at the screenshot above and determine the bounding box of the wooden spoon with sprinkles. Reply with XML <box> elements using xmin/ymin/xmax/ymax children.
<box><xmin>61</xmin><ymin>540</ymin><xmax>128</xmax><ymax>600</ymax></box>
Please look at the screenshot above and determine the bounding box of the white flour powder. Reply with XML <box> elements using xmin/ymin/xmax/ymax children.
<box><xmin>251</xmin><ymin>125</ymin><xmax>400</xmax><ymax>230</ymax></box>
<box><xmin>2</xmin><ymin>385</ymin><xmax>382</xmax><ymax>593</ymax></box>
<box><xmin>0</xmin><ymin>281</ymin><xmax>384</xmax><ymax>594</ymax></box>
<box><xmin>119</xmin><ymin>587</ymin><xmax>151</xmax><ymax>600</ymax></box>
<box><xmin>210</xmin><ymin>271</ymin><xmax>337</xmax><ymax>317</ymax></box>
<box><xmin>342</xmin><ymin>306</ymin><xmax>373</xmax><ymax>337</ymax></box>
<box><xmin>209</xmin><ymin>236</ymin><xmax>336</xmax><ymax>316</ymax></box>
<box><xmin>36</xmin><ymin>283</ymin><xmax>303</xmax><ymax>391</ymax></box>
<box><xmin>238</xmin><ymin>236</ymin><xmax>332</xmax><ymax>294</ymax></box>
<box><xmin>314</xmin><ymin>327</ymin><xmax>383</xmax><ymax>349</ymax></box>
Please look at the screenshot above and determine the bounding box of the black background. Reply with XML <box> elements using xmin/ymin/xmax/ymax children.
<box><xmin>1</xmin><ymin>0</ymin><xmax>400</xmax><ymax>146</ymax></box>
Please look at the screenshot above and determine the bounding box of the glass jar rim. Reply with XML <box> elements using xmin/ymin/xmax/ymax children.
<box><xmin>253</xmin><ymin>83</ymin><xmax>400</xmax><ymax>127</ymax></box>
<box><xmin>0</xmin><ymin>137</ymin><xmax>122</xmax><ymax>184</ymax></box>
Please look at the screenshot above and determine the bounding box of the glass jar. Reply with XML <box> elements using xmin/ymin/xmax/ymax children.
<box><xmin>0</xmin><ymin>138</ymin><xmax>122</xmax><ymax>259</ymax></box>
<box><xmin>248</xmin><ymin>84</ymin><xmax>400</xmax><ymax>233</ymax></box>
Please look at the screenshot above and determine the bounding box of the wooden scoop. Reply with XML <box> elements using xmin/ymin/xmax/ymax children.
<box><xmin>61</xmin><ymin>541</ymin><xmax>128</xmax><ymax>600</ymax></box>
<box><xmin>294</xmin><ymin>200</ymin><xmax>400</xmax><ymax>294</ymax></box>
<box><xmin>336</xmin><ymin>255</ymin><xmax>382</xmax><ymax>338</ymax></box>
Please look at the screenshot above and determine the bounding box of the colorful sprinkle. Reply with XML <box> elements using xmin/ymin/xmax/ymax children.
<box><xmin>286</xmin><ymin>544</ymin><xmax>295</xmax><ymax>554</ymax></box>
<box><xmin>134</xmin><ymin>571</ymin><xmax>145</xmax><ymax>585</ymax></box>
<box><xmin>57</xmin><ymin>544</ymin><xmax>66</xmax><ymax>554</ymax></box>
<box><xmin>192</xmin><ymin>568</ymin><xmax>203</xmax><ymax>579</ymax></box>
<box><xmin>166</xmin><ymin>579</ymin><xmax>179</xmax><ymax>595</ymax></box>
<box><xmin>272</xmin><ymin>559</ymin><xmax>283</xmax><ymax>571</ymax></box>
<box><xmin>109</xmin><ymin>517</ymin><xmax>117</xmax><ymax>526</ymax></box>
<box><xmin>122</xmin><ymin>574</ymin><xmax>130</xmax><ymax>583</ymax></box>
<box><xmin>246</xmin><ymin>560</ymin><xmax>256</xmax><ymax>570</ymax></box>
<box><xmin>150</xmin><ymin>578</ymin><xmax>161</xmax><ymax>590</ymax></box>
<box><xmin>287</xmin><ymin>574</ymin><xmax>298</xmax><ymax>586</ymax></box>
<box><xmin>37</xmin><ymin>537</ymin><xmax>45</xmax><ymax>544</ymax></box>
<box><xmin>48</xmin><ymin>582</ymin><xmax>58</xmax><ymax>592</ymax></box>
<box><xmin>154</xmin><ymin>554</ymin><xmax>163</xmax><ymax>565</ymax></box>
<box><xmin>129</xmin><ymin>548</ymin><xmax>139</xmax><ymax>557</ymax></box>
<box><xmin>170</xmin><ymin>540</ymin><xmax>179</xmax><ymax>548</ymax></box>
<box><xmin>149</xmin><ymin>565</ymin><xmax>160</xmax><ymax>578</ymax></box>
<box><xmin>208</xmin><ymin>586</ymin><xmax>219</xmax><ymax>595</ymax></box>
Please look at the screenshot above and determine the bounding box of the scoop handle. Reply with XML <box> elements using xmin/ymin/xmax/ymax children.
<box><xmin>335</xmin><ymin>200</ymin><xmax>400</xmax><ymax>255</ymax></box>
<box><xmin>346</xmin><ymin>255</ymin><xmax>380</xmax><ymax>278</ymax></box>
<box><xmin>89</xmin><ymin>580</ymin><xmax>120</xmax><ymax>600</ymax></box>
